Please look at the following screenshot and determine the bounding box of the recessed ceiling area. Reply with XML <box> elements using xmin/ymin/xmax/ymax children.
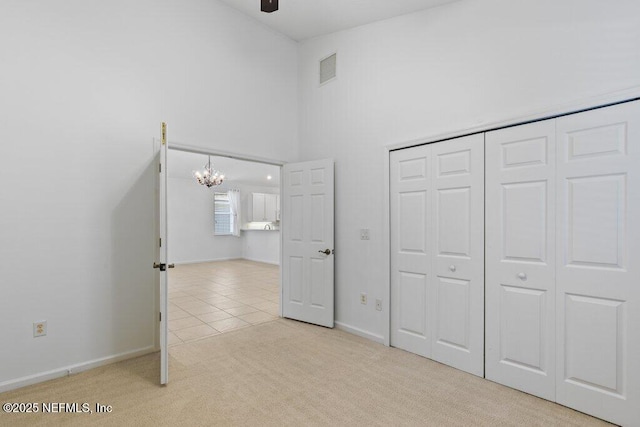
<box><xmin>169</xmin><ymin>149</ymin><xmax>280</xmax><ymax>187</ymax></box>
<box><xmin>217</xmin><ymin>0</ymin><xmax>460</xmax><ymax>41</ymax></box>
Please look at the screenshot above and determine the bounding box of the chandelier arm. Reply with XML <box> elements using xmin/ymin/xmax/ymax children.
<box><xmin>193</xmin><ymin>155</ymin><xmax>225</xmax><ymax>188</ymax></box>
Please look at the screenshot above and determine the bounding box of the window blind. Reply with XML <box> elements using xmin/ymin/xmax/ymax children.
<box><xmin>214</xmin><ymin>192</ymin><xmax>231</xmax><ymax>235</ymax></box>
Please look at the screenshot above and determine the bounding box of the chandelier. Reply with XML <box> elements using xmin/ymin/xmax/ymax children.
<box><xmin>193</xmin><ymin>156</ymin><xmax>225</xmax><ymax>188</ymax></box>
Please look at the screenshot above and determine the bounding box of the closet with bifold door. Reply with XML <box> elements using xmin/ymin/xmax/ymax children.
<box><xmin>390</xmin><ymin>99</ymin><xmax>640</xmax><ymax>426</ymax></box>
<box><xmin>390</xmin><ymin>133</ymin><xmax>485</xmax><ymax>378</ymax></box>
<box><xmin>485</xmin><ymin>101</ymin><xmax>640</xmax><ymax>426</ymax></box>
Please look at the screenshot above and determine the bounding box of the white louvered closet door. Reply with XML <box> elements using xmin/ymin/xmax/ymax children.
<box><xmin>555</xmin><ymin>101</ymin><xmax>640</xmax><ymax>426</ymax></box>
<box><xmin>485</xmin><ymin>119</ymin><xmax>557</xmax><ymax>400</ymax></box>
<box><xmin>390</xmin><ymin>134</ymin><xmax>484</xmax><ymax>377</ymax></box>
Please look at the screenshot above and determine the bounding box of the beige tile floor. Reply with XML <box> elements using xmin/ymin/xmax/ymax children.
<box><xmin>168</xmin><ymin>259</ymin><xmax>280</xmax><ymax>346</ymax></box>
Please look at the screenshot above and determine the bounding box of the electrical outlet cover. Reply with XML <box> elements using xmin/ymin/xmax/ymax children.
<box><xmin>33</xmin><ymin>321</ymin><xmax>47</xmax><ymax>337</ymax></box>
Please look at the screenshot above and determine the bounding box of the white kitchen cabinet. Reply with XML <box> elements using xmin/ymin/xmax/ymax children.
<box><xmin>249</xmin><ymin>192</ymin><xmax>279</xmax><ymax>222</ymax></box>
<box><xmin>264</xmin><ymin>193</ymin><xmax>277</xmax><ymax>222</ymax></box>
<box><xmin>251</xmin><ymin>193</ymin><xmax>266</xmax><ymax>222</ymax></box>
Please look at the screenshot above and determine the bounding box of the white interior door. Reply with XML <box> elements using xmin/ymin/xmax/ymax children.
<box><xmin>157</xmin><ymin>124</ymin><xmax>169</xmax><ymax>385</ymax></box>
<box><xmin>282</xmin><ymin>159</ymin><xmax>334</xmax><ymax>327</ymax></box>
<box><xmin>555</xmin><ymin>101</ymin><xmax>640</xmax><ymax>426</ymax></box>
<box><xmin>390</xmin><ymin>134</ymin><xmax>484</xmax><ymax>377</ymax></box>
<box><xmin>485</xmin><ymin>120</ymin><xmax>557</xmax><ymax>400</ymax></box>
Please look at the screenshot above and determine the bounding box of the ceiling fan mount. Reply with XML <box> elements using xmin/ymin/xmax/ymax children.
<box><xmin>261</xmin><ymin>0</ymin><xmax>278</xmax><ymax>13</ymax></box>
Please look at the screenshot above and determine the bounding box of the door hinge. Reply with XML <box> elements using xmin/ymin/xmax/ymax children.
<box><xmin>161</xmin><ymin>122</ymin><xmax>167</xmax><ymax>145</ymax></box>
<box><xmin>159</xmin><ymin>238</ymin><xmax>162</xmax><ymax>247</ymax></box>
<box><xmin>159</xmin><ymin>312</ymin><xmax>162</xmax><ymax>322</ymax></box>
<box><xmin>159</xmin><ymin>163</ymin><xmax>162</xmax><ymax>173</ymax></box>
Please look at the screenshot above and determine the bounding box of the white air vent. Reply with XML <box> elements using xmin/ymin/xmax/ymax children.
<box><xmin>319</xmin><ymin>53</ymin><xmax>337</xmax><ymax>85</ymax></box>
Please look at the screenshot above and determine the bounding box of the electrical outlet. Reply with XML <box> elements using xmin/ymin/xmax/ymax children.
<box><xmin>360</xmin><ymin>229</ymin><xmax>370</xmax><ymax>240</ymax></box>
<box><xmin>360</xmin><ymin>293</ymin><xmax>367</xmax><ymax>305</ymax></box>
<box><xmin>375</xmin><ymin>299</ymin><xmax>382</xmax><ymax>311</ymax></box>
<box><xmin>33</xmin><ymin>321</ymin><xmax>47</xmax><ymax>338</ymax></box>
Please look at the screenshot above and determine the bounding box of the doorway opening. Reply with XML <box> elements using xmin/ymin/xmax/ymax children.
<box><xmin>166</xmin><ymin>148</ymin><xmax>282</xmax><ymax>346</ymax></box>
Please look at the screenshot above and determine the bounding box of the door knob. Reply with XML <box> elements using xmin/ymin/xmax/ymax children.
<box><xmin>318</xmin><ymin>249</ymin><xmax>331</xmax><ymax>255</ymax></box>
<box><xmin>153</xmin><ymin>262</ymin><xmax>174</xmax><ymax>271</ymax></box>
<box><xmin>449</xmin><ymin>265</ymin><xmax>456</xmax><ymax>272</ymax></box>
<box><xmin>518</xmin><ymin>272</ymin><xmax>527</xmax><ymax>280</ymax></box>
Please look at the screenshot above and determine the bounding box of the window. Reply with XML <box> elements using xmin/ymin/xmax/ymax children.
<box><xmin>214</xmin><ymin>192</ymin><xmax>232</xmax><ymax>235</ymax></box>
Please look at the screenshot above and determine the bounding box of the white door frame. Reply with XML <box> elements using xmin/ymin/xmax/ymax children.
<box><xmin>158</xmin><ymin>131</ymin><xmax>169</xmax><ymax>385</ymax></box>
<box><xmin>382</xmin><ymin>88</ymin><xmax>640</xmax><ymax>347</ymax></box>
<box><xmin>159</xmin><ymin>140</ymin><xmax>286</xmax><ymax>333</ymax></box>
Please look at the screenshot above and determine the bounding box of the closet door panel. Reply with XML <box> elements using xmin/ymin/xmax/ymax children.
<box><xmin>391</xmin><ymin>134</ymin><xmax>485</xmax><ymax>377</ymax></box>
<box><xmin>431</xmin><ymin>133</ymin><xmax>484</xmax><ymax>377</ymax></box>
<box><xmin>390</xmin><ymin>145</ymin><xmax>432</xmax><ymax>358</ymax></box>
<box><xmin>556</xmin><ymin>101</ymin><xmax>640</xmax><ymax>426</ymax></box>
<box><xmin>485</xmin><ymin>120</ymin><xmax>556</xmax><ymax>400</ymax></box>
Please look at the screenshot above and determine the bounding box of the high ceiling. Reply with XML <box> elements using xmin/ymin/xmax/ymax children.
<box><xmin>168</xmin><ymin>149</ymin><xmax>280</xmax><ymax>188</ymax></box>
<box><xmin>217</xmin><ymin>0</ymin><xmax>460</xmax><ymax>41</ymax></box>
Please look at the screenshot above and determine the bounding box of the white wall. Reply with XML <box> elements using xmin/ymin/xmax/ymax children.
<box><xmin>0</xmin><ymin>0</ymin><xmax>297</xmax><ymax>389</ymax></box>
<box><xmin>168</xmin><ymin>178</ymin><xmax>243</xmax><ymax>264</ymax></box>
<box><xmin>297</xmin><ymin>0</ymin><xmax>640</xmax><ymax>340</ymax></box>
<box><xmin>168</xmin><ymin>169</ymin><xmax>280</xmax><ymax>266</ymax></box>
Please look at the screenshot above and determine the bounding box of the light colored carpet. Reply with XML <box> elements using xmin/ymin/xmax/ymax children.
<box><xmin>0</xmin><ymin>319</ymin><xmax>609</xmax><ymax>426</ymax></box>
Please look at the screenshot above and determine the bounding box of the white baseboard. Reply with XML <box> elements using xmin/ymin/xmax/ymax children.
<box><xmin>176</xmin><ymin>257</ymin><xmax>280</xmax><ymax>266</ymax></box>
<box><xmin>0</xmin><ymin>345</ymin><xmax>156</xmax><ymax>393</ymax></box>
<box><xmin>241</xmin><ymin>257</ymin><xmax>280</xmax><ymax>266</ymax></box>
<box><xmin>174</xmin><ymin>257</ymin><xmax>240</xmax><ymax>265</ymax></box>
<box><xmin>334</xmin><ymin>321</ymin><xmax>385</xmax><ymax>345</ymax></box>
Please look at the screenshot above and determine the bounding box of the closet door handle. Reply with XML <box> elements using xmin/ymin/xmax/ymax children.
<box><xmin>518</xmin><ymin>272</ymin><xmax>527</xmax><ymax>280</ymax></box>
<box><xmin>449</xmin><ymin>265</ymin><xmax>456</xmax><ymax>272</ymax></box>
